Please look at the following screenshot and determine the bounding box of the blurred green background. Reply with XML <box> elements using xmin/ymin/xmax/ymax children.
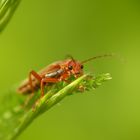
<box><xmin>0</xmin><ymin>0</ymin><xmax>140</xmax><ymax>140</ymax></box>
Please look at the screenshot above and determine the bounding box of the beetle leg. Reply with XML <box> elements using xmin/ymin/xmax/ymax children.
<box><xmin>29</xmin><ymin>70</ymin><xmax>42</xmax><ymax>93</ymax></box>
<box><xmin>60</xmin><ymin>73</ymin><xmax>70</xmax><ymax>83</ymax></box>
<box><xmin>40</xmin><ymin>78</ymin><xmax>60</xmax><ymax>97</ymax></box>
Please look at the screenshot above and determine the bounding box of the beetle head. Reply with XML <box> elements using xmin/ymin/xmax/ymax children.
<box><xmin>66</xmin><ymin>59</ymin><xmax>84</xmax><ymax>78</ymax></box>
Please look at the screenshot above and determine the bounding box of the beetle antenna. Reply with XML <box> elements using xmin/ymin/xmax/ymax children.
<box><xmin>65</xmin><ymin>54</ymin><xmax>75</xmax><ymax>62</ymax></box>
<box><xmin>81</xmin><ymin>53</ymin><xmax>115</xmax><ymax>64</ymax></box>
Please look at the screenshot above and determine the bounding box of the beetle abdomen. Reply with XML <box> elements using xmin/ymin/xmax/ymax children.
<box><xmin>17</xmin><ymin>78</ymin><xmax>40</xmax><ymax>95</ymax></box>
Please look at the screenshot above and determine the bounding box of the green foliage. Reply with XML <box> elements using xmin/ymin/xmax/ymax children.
<box><xmin>0</xmin><ymin>2</ymin><xmax>112</xmax><ymax>139</ymax></box>
<box><xmin>0</xmin><ymin>73</ymin><xmax>112</xmax><ymax>140</ymax></box>
<box><xmin>0</xmin><ymin>0</ymin><xmax>21</xmax><ymax>32</ymax></box>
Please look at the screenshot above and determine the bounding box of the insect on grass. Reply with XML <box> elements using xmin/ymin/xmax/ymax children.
<box><xmin>17</xmin><ymin>54</ymin><xmax>114</xmax><ymax>98</ymax></box>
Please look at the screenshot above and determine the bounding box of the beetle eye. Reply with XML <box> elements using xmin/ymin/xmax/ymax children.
<box><xmin>68</xmin><ymin>65</ymin><xmax>73</xmax><ymax>70</ymax></box>
<box><xmin>81</xmin><ymin>65</ymin><xmax>84</xmax><ymax>69</ymax></box>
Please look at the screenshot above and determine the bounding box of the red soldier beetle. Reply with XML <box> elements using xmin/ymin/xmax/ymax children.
<box><xmin>17</xmin><ymin>54</ymin><xmax>114</xmax><ymax>97</ymax></box>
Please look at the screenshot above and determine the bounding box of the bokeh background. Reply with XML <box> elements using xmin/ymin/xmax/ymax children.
<box><xmin>0</xmin><ymin>0</ymin><xmax>140</xmax><ymax>140</ymax></box>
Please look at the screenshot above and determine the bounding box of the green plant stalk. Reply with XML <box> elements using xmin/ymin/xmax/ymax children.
<box><xmin>6</xmin><ymin>75</ymin><xmax>88</xmax><ymax>140</ymax></box>
<box><xmin>0</xmin><ymin>73</ymin><xmax>112</xmax><ymax>140</ymax></box>
<box><xmin>0</xmin><ymin>0</ymin><xmax>11</xmax><ymax>19</ymax></box>
<box><xmin>0</xmin><ymin>0</ymin><xmax>21</xmax><ymax>32</ymax></box>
